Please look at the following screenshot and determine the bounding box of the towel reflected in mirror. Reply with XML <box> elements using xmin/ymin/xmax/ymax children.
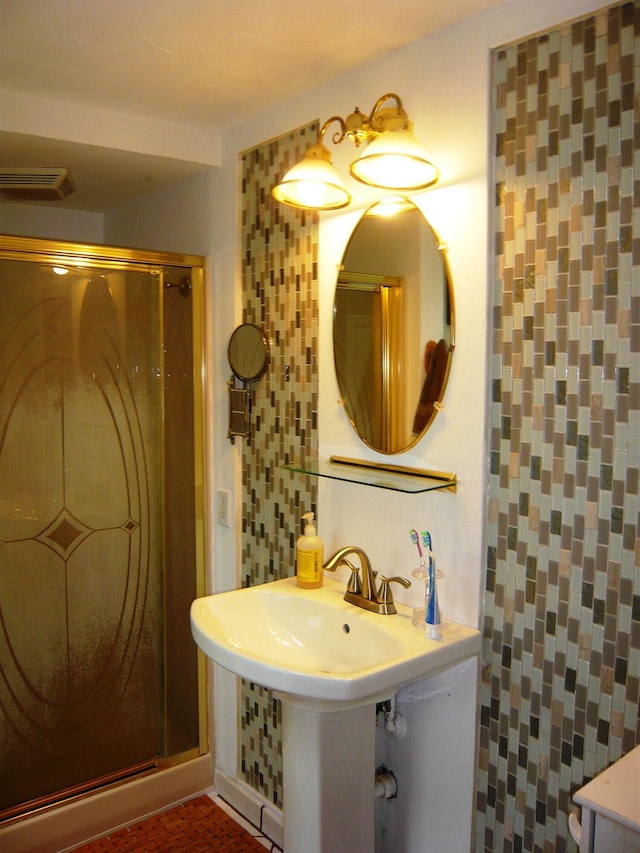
<box><xmin>412</xmin><ymin>338</ymin><xmax>449</xmax><ymax>434</ymax></box>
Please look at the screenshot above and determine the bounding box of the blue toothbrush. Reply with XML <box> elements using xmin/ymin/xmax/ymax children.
<box><xmin>422</xmin><ymin>531</ymin><xmax>441</xmax><ymax>636</ymax></box>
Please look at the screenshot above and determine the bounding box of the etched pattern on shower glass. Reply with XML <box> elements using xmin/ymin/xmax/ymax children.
<box><xmin>239</xmin><ymin>123</ymin><xmax>319</xmax><ymax>807</ymax></box>
<box><xmin>0</xmin><ymin>262</ymin><xmax>162</xmax><ymax>812</ymax></box>
<box><xmin>478</xmin><ymin>4</ymin><xmax>640</xmax><ymax>852</ymax></box>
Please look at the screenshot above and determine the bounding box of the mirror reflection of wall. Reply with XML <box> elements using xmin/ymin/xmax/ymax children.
<box><xmin>334</xmin><ymin>198</ymin><xmax>454</xmax><ymax>454</ymax></box>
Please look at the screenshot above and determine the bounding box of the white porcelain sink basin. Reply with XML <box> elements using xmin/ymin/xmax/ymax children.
<box><xmin>191</xmin><ymin>576</ymin><xmax>481</xmax><ymax>705</ymax></box>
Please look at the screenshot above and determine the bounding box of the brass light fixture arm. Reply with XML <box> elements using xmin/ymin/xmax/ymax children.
<box><xmin>369</xmin><ymin>92</ymin><xmax>403</xmax><ymax>120</ymax></box>
<box><xmin>330</xmin><ymin>94</ymin><xmax>410</xmax><ymax>149</ymax></box>
<box><xmin>367</xmin><ymin>93</ymin><xmax>409</xmax><ymax>134</ymax></box>
<box><xmin>319</xmin><ymin>116</ymin><xmax>348</xmax><ymax>146</ymax></box>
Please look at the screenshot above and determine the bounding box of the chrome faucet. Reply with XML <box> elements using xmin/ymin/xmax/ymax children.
<box><xmin>323</xmin><ymin>546</ymin><xmax>411</xmax><ymax>615</ymax></box>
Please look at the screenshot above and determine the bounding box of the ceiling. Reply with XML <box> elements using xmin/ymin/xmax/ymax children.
<box><xmin>0</xmin><ymin>0</ymin><xmax>502</xmax><ymax>211</ymax></box>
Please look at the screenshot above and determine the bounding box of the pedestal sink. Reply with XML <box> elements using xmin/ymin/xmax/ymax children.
<box><xmin>191</xmin><ymin>576</ymin><xmax>481</xmax><ymax>852</ymax></box>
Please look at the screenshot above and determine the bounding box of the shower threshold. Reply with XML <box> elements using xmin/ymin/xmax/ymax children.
<box><xmin>0</xmin><ymin>759</ymin><xmax>158</xmax><ymax>826</ymax></box>
<box><xmin>0</xmin><ymin>753</ymin><xmax>212</xmax><ymax>853</ymax></box>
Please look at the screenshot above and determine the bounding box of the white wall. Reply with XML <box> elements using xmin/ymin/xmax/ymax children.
<box><xmin>1</xmin><ymin>88</ymin><xmax>221</xmax><ymax>167</ymax></box>
<box><xmin>104</xmin><ymin>170</ymin><xmax>216</xmax><ymax>256</ymax></box>
<box><xmin>0</xmin><ymin>202</ymin><xmax>104</xmax><ymax>243</ymax></box>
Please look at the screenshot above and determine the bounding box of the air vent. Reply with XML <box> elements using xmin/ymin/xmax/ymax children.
<box><xmin>0</xmin><ymin>167</ymin><xmax>75</xmax><ymax>201</ymax></box>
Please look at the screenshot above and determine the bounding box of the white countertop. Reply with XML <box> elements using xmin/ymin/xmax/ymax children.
<box><xmin>574</xmin><ymin>745</ymin><xmax>640</xmax><ymax>832</ymax></box>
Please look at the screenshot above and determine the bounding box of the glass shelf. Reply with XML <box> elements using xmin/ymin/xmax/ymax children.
<box><xmin>283</xmin><ymin>456</ymin><xmax>457</xmax><ymax>494</ymax></box>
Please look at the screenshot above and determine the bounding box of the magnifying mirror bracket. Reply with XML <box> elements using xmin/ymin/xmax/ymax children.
<box><xmin>227</xmin><ymin>376</ymin><xmax>253</xmax><ymax>444</ymax></box>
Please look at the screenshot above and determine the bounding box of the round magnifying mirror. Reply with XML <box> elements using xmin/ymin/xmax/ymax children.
<box><xmin>228</xmin><ymin>323</ymin><xmax>270</xmax><ymax>382</ymax></box>
<box><xmin>333</xmin><ymin>197</ymin><xmax>454</xmax><ymax>454</ymax></box>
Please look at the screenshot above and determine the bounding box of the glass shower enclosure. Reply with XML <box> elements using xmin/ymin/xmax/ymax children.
<box><xmin>0</xmin><ymin>236</ymin><xmax>207</xmax><ymax>821</ymax></box>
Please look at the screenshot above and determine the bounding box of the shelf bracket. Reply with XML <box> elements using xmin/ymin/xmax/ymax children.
<box><xmin>329</xmin><ymin>456</ymin><xmax>457</xmax><ymax>492</ymax></box>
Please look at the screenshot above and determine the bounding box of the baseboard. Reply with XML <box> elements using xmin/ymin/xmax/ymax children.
<box><xmin>214</xmin><ymin>769</ymin><xmax>283</xmax><ymax>850</ymax></box>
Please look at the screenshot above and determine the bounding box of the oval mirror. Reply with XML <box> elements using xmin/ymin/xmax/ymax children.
<box><xmin>228</xmin><ymin>323</ymin><xmax>270</xmax><ymax>382</ymax></box>
<box><xmin>333</xmin><ymin>198</ymin><xmax>454</xmax><ymax>454</ymax></box>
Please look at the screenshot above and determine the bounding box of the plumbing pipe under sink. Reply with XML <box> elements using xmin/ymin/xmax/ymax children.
<box><xmin>377</xmin><ymin>697</ymin><xmax>408</xmax><ymax>737</ymax></box>
<box><xmin>374</xmin><ymin>768</ymin><xmax>398</xmax><ymax>799</ymax></box>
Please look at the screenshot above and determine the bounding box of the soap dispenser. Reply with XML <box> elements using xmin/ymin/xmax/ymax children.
<box><xmin>296</xmin><ymin>511</ymin><xmax>324</xmax><ymax>589</ymax></box>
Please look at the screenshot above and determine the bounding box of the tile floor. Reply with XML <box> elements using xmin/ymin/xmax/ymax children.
<box><xmin>71</xmin><ymin>793</ymin><xmax>282</xmax><ymax>852</ymax></box>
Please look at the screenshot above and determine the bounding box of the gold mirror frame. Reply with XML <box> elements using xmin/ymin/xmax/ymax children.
<box><xmin>333</xmin><ymin>199</ymin><xmax>454</xmax><ymax>454</ymax></box>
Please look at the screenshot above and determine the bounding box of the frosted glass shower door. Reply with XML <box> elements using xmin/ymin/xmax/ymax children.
<box><xmin>0</xmin><ymin>260</ymin><xmax>164</xmax><ymax>813</ymax></box>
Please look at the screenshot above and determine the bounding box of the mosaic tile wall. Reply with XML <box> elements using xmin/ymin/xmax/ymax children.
<box><xmin>477</xmin><ymin>4</ymin><xmax>640</xmax><ymax>851</ymax></box>
<box><xmin>238</xmin><ymin>124</ymin><xmax>319</xmax><ymax>806</ymax></box>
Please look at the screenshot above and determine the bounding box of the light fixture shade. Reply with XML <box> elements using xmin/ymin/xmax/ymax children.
<box><xmin>271</xmin><ymin>143</ymin><xmax>351</xmax><ymax>210</ymax></box>
<box><xmin>349</xmin><ymin>129</ymin><xmax>439</xmax><ymax>191</ymax></box>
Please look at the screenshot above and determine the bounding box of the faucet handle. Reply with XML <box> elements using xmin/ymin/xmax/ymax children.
<box><xmin>343</xmin><ymin>559</ymin><xmax>362</xmax><ymax>595</ymax></box>
<box><xmin>376</xmin><ymin>576</ymin><xmax>411</xmax><ymax>615</ymax></box>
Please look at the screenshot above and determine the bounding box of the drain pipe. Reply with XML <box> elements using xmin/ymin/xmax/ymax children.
<box><xmin>377</xmin><ymin>697</ymin><xmax>407</xmax><ymax>737</ymax></box>
<box><xmin>375</xmin><ymin>767</ymin><xmax>398</xmax><ymax>799</ymax></box>
<box><xmin>374</xmin><ymin>700</ymin><xmax>402</xmax><ymax>800</ymax></box>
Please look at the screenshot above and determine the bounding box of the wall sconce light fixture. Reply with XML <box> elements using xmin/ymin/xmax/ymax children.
<box><xmin>272</xmin><ymin>93</ymin><xmax>439</xmax><ymax>211</ymax></box>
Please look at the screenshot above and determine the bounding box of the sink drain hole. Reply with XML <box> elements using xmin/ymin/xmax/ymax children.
<box><xmin>342</xmin><ymin>623</ymin><xmax>350</xmax><ymax>634</ymax></box>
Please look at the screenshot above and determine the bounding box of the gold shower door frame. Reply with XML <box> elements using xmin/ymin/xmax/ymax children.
<box><xmin>0</xmin><ymin>236</ymin><xmax>208</xmax><ymax>820</ymax></box>
<box><xmin>335</xmin><ymin>272</ymin><xmax>403</xmax><ymax>452</ymax></box>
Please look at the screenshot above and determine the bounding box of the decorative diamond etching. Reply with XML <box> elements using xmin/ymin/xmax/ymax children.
<box><xmin>39</xmin><ymin>510</ymin><xmax>93</xmax><ymax>559</ymax></box>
